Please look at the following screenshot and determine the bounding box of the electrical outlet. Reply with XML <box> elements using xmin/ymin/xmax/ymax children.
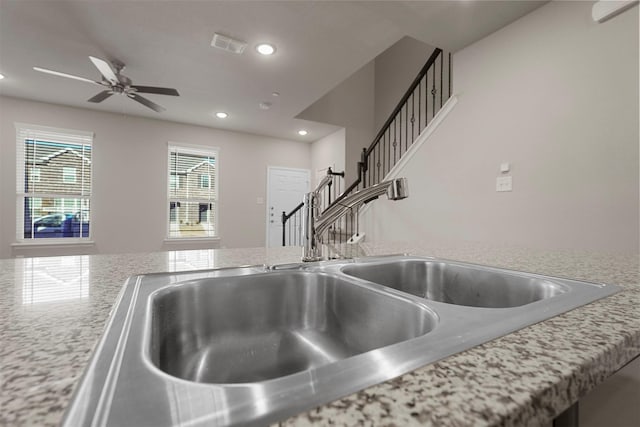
<box><xmin>496</xmin><ymin>176</ymin><xmax>512</xmax><ymax>192</ymax></box>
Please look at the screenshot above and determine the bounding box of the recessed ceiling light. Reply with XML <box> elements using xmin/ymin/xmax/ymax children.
<box><xmin>256</xmin><ymin>43</ymin><xmax>276</xmax><ymax>55</ymax></box>
<box><xmin>0</xmin><ymin>73</ymin><xmax>4</xmax><ymax>80</ymax></box>
<box><xmin>272</xmin><ymin>91</ymin><xmax>280</xmax><ymax>97</ymax></box>
<box><xmin>215</xmin><ymin>112</ymin><xmax>228</xmax><ymax>119</ymax></box>
<box><xmin>259</xmin><ymin>102</ymin><xmax>272</xmax><ymax>110</ymax></box>
<box><xmin>298</xmin><ymin>130</ymin><xmax>308</xmax><ymax>136</ymax></box>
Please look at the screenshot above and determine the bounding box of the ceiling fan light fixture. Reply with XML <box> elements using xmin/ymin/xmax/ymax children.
<box><xmin>215</xmin><ymin>112</ymin><xmax>228</xmax><ymax>119</ymax></box>
<box><xmin>256</xmin><ymin>43</ymin><xmax>276</xmax><ymax>56</ymax></box>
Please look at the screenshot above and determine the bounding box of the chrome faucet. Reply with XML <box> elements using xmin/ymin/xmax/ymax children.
<box><xmin>301</xmin><ymin>178</ymin><xmax>408</xmax><ymax>262</ymax></box>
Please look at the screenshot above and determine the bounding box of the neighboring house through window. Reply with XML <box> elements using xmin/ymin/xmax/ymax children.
<box><xmin>168</xmin><ymin>144</ymin><xmax>218</xmax><ymax>239</ymax></box>
<box><xmin>16</xmin><ymin>123</ymin><xmax>93</xmax><ymax>241</ymax></box>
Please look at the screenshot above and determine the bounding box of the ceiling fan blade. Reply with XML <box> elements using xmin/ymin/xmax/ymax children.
<box><xmin>87</xmin><ymin>90</ymin><xmax>113</xmax><ymax>103</ymax></box>
<box><xmin>33</xmin><ymin>67</ymin><xmax>102</xmax><ymax>85</ymax></box>
<box><xmin>89</xmin><ymin>56</ymin><xmax>119</xmax><ymax>85</ymax></box>
<box><xmin>130</xmin><ymin>85</ymin><xmax>179</xmax><ymax>96</ymax></box>
<box><xmin>128</xmin><ymin>93</ymin><xmax>165</xmax><ymax>112</ymax></box>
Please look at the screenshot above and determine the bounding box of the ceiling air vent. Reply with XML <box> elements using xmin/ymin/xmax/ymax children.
<box><xmin>211</xmin><ymin>33</ymin><xmax>247</xmax><ymax>54</ymax></box>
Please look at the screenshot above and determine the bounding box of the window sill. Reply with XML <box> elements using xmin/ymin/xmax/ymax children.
<box><xmin>12</xmin><ymin>240</ymin><xmax>95</xmax><ymax>249</ymax></box>
<box><xmin>163</xmin><ymin>237</ymin><xmax>220</xmax><ymax>244</ymax></box>
<box><xmin>163</xmin><ymin>237</ymin><xmax>221</xmax><ymax>250</ymax></box>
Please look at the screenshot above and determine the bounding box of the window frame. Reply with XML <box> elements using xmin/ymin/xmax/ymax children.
<box><xmin>166</xmin><ymin>143</ymin><xmax>219</xmax><ymax>240</ymax></box>
<box><xmin>15</xmin><ymin>123</ymin><xmax>94</xmax><ymax>244</ymax></box>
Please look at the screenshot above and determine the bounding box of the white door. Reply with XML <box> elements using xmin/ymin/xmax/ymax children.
<box><xmin>266</xmin><ymin>167</ymin><xmax>310</xmax><ymax>247</ymax></box>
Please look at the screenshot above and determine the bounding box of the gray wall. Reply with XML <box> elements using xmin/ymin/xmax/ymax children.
<box><xmin>0</xmin><ymin>96</ymin><xmax>311</xmax><ymax>258</ymax></box>
<box><xmin>362</xmin><ymin>1</ymin><xmax>639</xmax><ymax>253</ymax></box>
<box><xmin>297</xmin><ymin>62</ymin><xmax>375</xmax><ymax>183</ymax></box>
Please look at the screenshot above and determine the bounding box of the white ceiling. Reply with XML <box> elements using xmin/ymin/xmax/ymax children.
<box><xmin>0</xmin><ymin>0</ymin><xmax>546</xmax><ymax>142</ymax></box>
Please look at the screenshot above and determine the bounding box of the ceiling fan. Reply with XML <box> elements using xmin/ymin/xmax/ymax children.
<box><xmin>33</xmin><ymin>56</ymin><xmax>179</xmax><ymax>112</ymax></box>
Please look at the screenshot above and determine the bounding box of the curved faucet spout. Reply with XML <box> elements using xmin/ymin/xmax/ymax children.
<box><xmin>301</xmin><ymin>178</ymin><xmax>408</xmax><ymax>262</ymax></box>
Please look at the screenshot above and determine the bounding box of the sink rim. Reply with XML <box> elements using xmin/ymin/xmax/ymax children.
<box><xmin>61</xmin><ymin>255</ymin><xmax>621</xmax><ymax>427</ymax></box>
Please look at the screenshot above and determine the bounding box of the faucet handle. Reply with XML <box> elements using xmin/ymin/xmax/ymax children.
<box><xmin>387</xmin><ymin>178</ymin><xmax>408</xmax><ymax>200</ymax></box>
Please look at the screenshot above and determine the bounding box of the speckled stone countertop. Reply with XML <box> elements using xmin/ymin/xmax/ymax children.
<box><xmin>1</xmin><ymin>240</ymin><xmax>638</xmax><ymax>426</ymax></box>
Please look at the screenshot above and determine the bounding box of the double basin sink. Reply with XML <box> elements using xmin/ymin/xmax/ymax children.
<box><xmin>63</xmin><ymin>256</ymin><xmax>619</xmax><ymax>426</ymax></box>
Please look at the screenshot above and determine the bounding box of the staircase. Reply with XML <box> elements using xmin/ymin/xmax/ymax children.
<box><xmin>282</xmin><ymin>47</ymin><xmax>451</xmax><ymax>247</ymax></box>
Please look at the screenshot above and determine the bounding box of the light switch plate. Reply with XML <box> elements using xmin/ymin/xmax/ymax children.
<box><xmin>256</xmin><ymin>197</ymin><xmax>264</xmax><ymax>204</ymax></box>
<box><xmin>496</xmin><ymin>176</ymin><xmax>512</xmax><ymax>192</ymax></box>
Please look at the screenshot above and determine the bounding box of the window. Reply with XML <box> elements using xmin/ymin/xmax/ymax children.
<box><xmin>200</xmin><ymin>174</ymin><xmax>210</xmax><ymax>189</ymax></box>
<box><xmin>168</xmin><ymin>144</ymin><xmax>218</xmax><ymax>239</ymax></box>
<box><xmin>62</xmin><ymin>167</ymin><xmax>77</xmax><ymax>184</ymax></box>
<box><xmin>16</xmin><ymin>123</ymin><xmax>93</xmax><ymax>241</ymax></box>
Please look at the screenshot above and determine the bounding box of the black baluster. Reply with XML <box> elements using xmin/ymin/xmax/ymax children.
<box><xmin>400</xmin><ymin>108</ymin><xmax>403</xmax><ymax>157</ymax></box>
<box><xmin>418</xmin><ymin>75</ymin><xmax>422</xmax><ymax>132</ymax></box>
<box><xmin>448</xmin><ymin>52</ymin><xmax>452</xmax><ymax>100</ymax></box>
<box><xmin>376</xmin><ymin>142</ymin><xmax>380</xmax><ymax>184</ymax></box>
<box><xmin>411</xmin><ymin>92</ymin><xmax>415</xmax><ymax>144</ymax></box>
<box><xmin>281</xmin><ymin>211</ymin><xmax>286</xmax><ymax>246</ymax></box>
<box><xmin>393</xmin><ymin>118</ymin><xmax>397</xmax><ymax>164</ymax></box>
<box><xmin>440</xmin><ymin>51</ymin><xmax>443</xmax><ymax>108</ymax></box>
<box><xmin>387</xmin><ymin>128</ymin><xmax>391</xmax><ymax>175</ymax></box>
<box><xmin>382</xmin><ymin>136</ymin><xmax>385</xmax><ymax>178</ymax></box>
<box><xmin>404</xmin><ymin>104</ymin><xmax>408</xmax><ymax>153</ymax></box>
<box><xmin>432</xmin><ymin>64</ymin><xmax>436</xmax><ymax>120</ymax></box>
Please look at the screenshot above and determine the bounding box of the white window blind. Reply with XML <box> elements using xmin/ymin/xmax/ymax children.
<box><xmin>168</xmin><ymin>144</ymin><xmax>218</xmax><ymax>239</ymax></box>
<box><xmin>16</xmin><ymin>123</ymin><xmax>93</xmax><ymax>241</ymax></box>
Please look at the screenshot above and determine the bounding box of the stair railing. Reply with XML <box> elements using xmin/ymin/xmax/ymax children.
<box><xmin>282</xmin><ymin>47</ymin><xmax>451</xmax><ymax>246</ymax></box>
<box><xmin>334</xmin><ymin>48</ymin><xmax>451</xmax><ymax>206</ymax></box>
<box><xmin>281</xmin><ymin>167</ymin><xmax>345</xmax><ymax>246</ymax></box>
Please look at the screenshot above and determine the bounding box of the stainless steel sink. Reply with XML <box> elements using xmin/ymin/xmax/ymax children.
<box><xmin>62</xmin><ymin>256</ymin><xmax>620</xmax><ymax>427</ymax></box>
<box><xmin>150</xmin><ymin>271</ymin><xmax>436</xmax><ymax>384</ymax></box>
<box><xmin>341</xmin><ymin>259</ymin><xmax>566</xmax><ymax>308</ymax></box>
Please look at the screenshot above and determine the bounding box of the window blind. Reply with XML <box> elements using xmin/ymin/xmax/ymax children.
<box><xmin>168</xmin><ymin>144</ymin><xmax>218</xmax><ymax>238</ymax></box>
<box><xmin>16</xmin><ymin>123</ymin><xmax>93</xmax><ymax>241</ymax></box>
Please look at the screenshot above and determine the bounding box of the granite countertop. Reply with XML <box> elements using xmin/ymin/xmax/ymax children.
<box><xmin>1</xmin><ymin>240</ymin><xmax>639</xmax><ymax>426</ymax></box>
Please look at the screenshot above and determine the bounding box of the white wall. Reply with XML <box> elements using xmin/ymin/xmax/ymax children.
<box><xmin>362</xmin><ymin>0</ymin><xmax>639</xmax><ymax>253</ymax></box>
<box><xmin>311</xmin><ymin>128</ymin><xmax>346</xmax><ymax>188</ymax></box>
<box><xmin>0</xmin><ymin>96</ymin><xmax>311</xmax><ymax>258</ymax></box>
